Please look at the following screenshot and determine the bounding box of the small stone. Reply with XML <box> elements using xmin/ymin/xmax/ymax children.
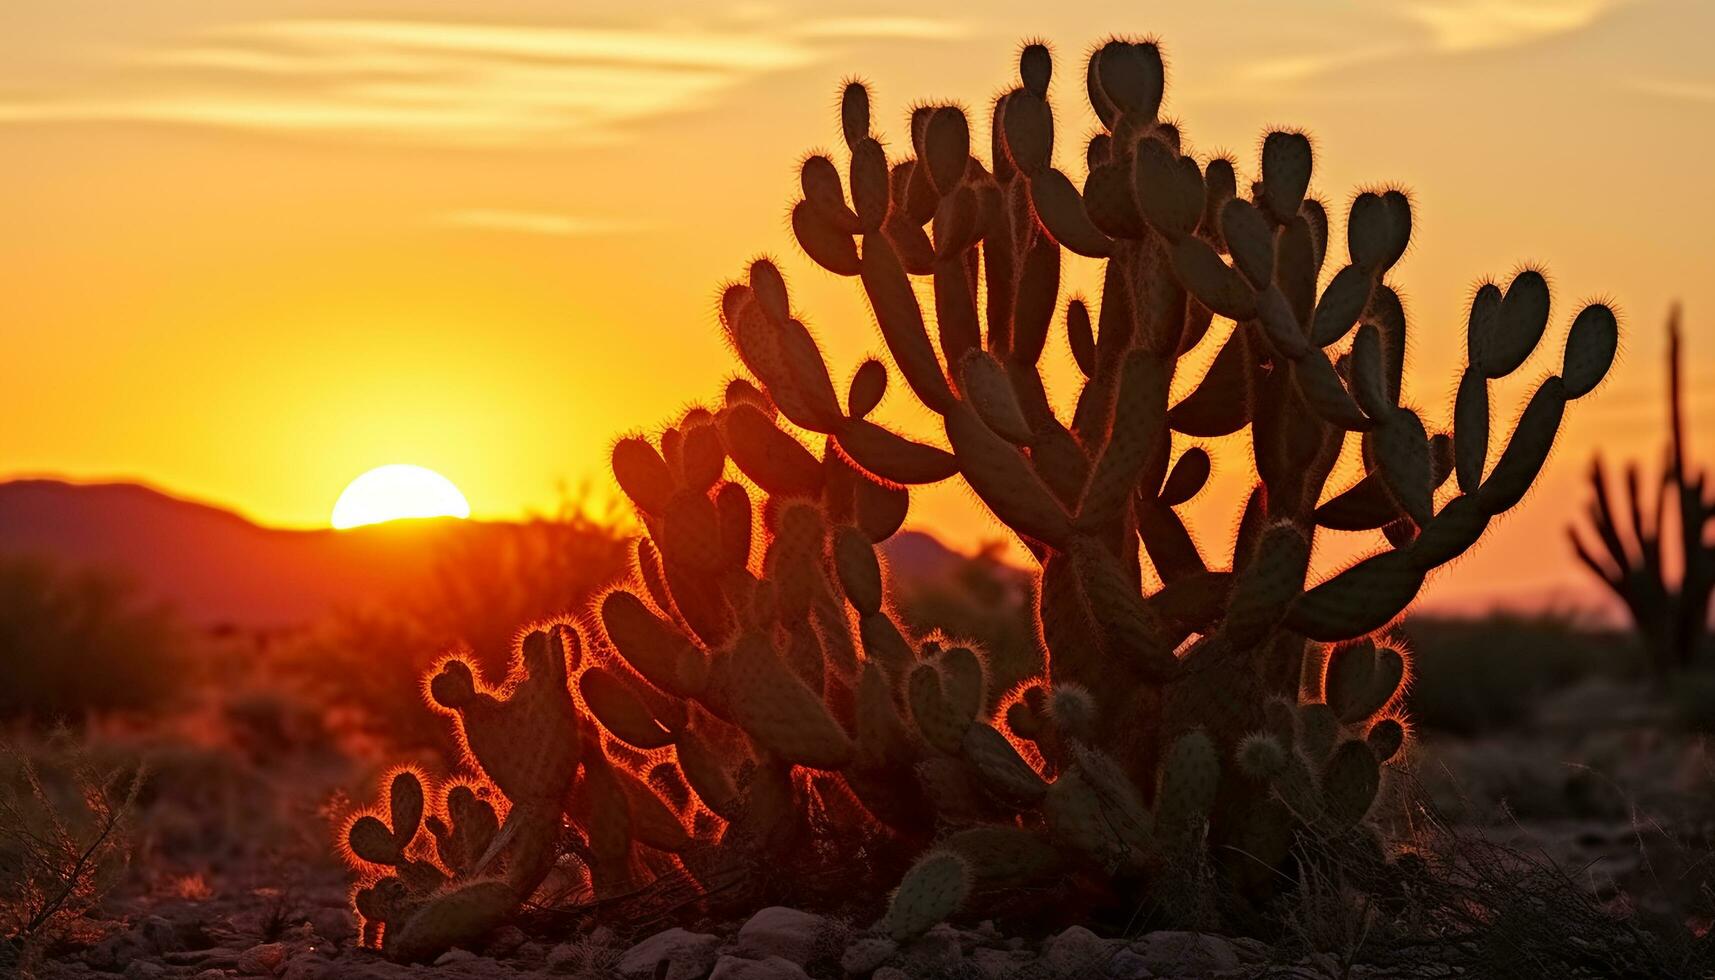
<box><xmin>140</xmin><ymin>915</ymin><xmax>183</xmax><ymax>954</ymax></box>
<box><xmin>124</xmin><ymin>962</ymin><xmax>166</xmax><ymax>980</ymax></box>
<box><xmin>587</xmin><ymin>925</ymin><xmax>618</xmax><ymax>949</ymax></box>
<box><xmin>1042</xmin><ymin>925</ymin><xmax>1119</xmax><ymax>974</ymax></box>
<box><xmin>709</xmin><ymin>955</ymin><xmax>811</xmax><ymax>980</ymax></box>
<box><xmin>196</xmin><ymin>970</ymin><xmax>232</xmax><ymax>980</ymax></box>
<box><xmin>1128</xmin><ymin>932</ymin><xmax>1241</xmax><ymax>975</ymax></box>
<box><xmin>237</xmin><ymin>942</ymin><xmax>288</xmax><ymax>976</ymax></box>
<box><xmin>484</xmin><ymin>924</ymin><xmax>527</xmax><ymax>958</ymax></box>
<box><xmin>513</xmin><ymin>941</ymin><xmax>548</xmax><ymax>963</ymax></box>
<box><xmin>311</xmin><ymin>908</ymin><xmax>354</xmax><ymax>944</ymax></box>
<box><xmin>281</xmin><ymin>955</ymin><xmax>337</xmax><ymax>980</ymax></box>
<box><xmin>1229</xmin><ymin>937</ymin><xmax>1270</xmax><ymax>962</ymax></box>
<box><xmin>616</xmin><ymin>928</ymin><xmax>722</xmax><ymax>980</ymax></box>
<box><xmin>874</xmin><ymin>969</ymin><xmax>911</xmax><ymax>980</ymax></box>
<box><xmin>733</xmin><ymin>906</ymin><xmax>831</xmax><ymax>965</ymax></box>
<box><xmin>545</xmin><ymin>943</ymin><xmax>582</xmax><ymax>972</ymax></box>
<box><xmin>1103</xmin><ymin>948</ymin><xmax>1155</xmax><ymax>979</ymax></box>
<box><xmin>840</xmin><ymin>936</ymin><xmax>897</xmax><ymax>974</ymax></box>
<box><xmin>85</xmin><ymin>932</ymin><xmax>148</xmax><ymax>971</ymax></box>
<box><xmin>899</xmin><ymin>924</ymin><xmax>961</xmax><ymax>973</ymax></box>
<box><xmin>434</xmin><ymin>948</ymin><xmax>478</xmax><ymax>966</ymax></box>
<box><xmin>971</xmin><ymin>947</ymin><xmax>1033</xmax><ymax>979</ymax></box>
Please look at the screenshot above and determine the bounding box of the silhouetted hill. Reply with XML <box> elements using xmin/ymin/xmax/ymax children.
<box><xmin>0</xmin><ymin>479</ymin><xmax>1008</xmax><ymax>630</ymax></box>
<box><xmin>0</xmin><ymin>480</ymin><xmax>500</xmax><ymax>628</ymax></box>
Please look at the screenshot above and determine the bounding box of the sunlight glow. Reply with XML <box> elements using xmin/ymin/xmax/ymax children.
<box><xmin>331</xmin><ymin>464</ymin><xmax>471</xmax><ymax>529</ymax></box>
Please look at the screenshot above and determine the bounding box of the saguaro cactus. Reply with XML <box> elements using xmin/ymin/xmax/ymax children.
<box><xmin>344</xmin><ymin>36</ymin><xmax>1619</xmax><ymax>958</ymax></box>
<box><xmin>1572</xmin><ymin>307</ymin><xmax>1712</xmax><ymax>677</ymax></box>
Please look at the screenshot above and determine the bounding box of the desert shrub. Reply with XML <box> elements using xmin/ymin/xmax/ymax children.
<box><xmin>0</xmin><ymin>556</ymin><xmax>182</xmax><ymax>723</ymax></box>
<box><xmin>885</xmin><ymin>537</ymin><xmax>1039</xmax><ymax>705</ymax></box>
<box><xmin>296</xmin><ymin>508</ymin><xmax>627</xmax><ymax>751</ymax></box>
<box><xmin>1668</xmin><ymin>669</ymin><xmax>1715</xmax><ymax>733</ymax></box>
<box><xmin>0</xmin><ymin>733</ymin><xmax>143</xmax><ymax>965</ymax></box>
<box><xmin>222</xmin><ymin>687</ymin><xmax>336</xmax><ymax>763</ymax></box>
<box><xmin>1403</xmin><ymin>612</ymin><xmax>1637</xmax><ymax>735</ymax></box>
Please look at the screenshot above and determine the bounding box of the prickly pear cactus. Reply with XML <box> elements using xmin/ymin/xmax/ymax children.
<box><xmin>343</xmin><ymin>36</ymin><xmax>1618</xmax><ymax>956</ymax></box>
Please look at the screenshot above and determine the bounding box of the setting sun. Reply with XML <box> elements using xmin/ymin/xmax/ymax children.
<box><xmin>330</xmin><ymin>464</ymin><xmax>470</xmax><ymax>529</ymax></box>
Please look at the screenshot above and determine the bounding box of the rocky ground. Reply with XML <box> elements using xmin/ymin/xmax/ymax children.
<box><xmin>12</xmin><ymin>664</ymin><xmax>1711</xmax><ymax>980</ymax></box>
<box><xmin>38</xmin><ymin>892</ymin><xmax>1317</xmax><ymax>980</ymax></box>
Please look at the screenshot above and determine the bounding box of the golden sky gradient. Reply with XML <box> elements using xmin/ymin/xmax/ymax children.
<box><xmin>3</xmin><ymin>0</ymin><xmax>1711</xmax><ymax>614</ymax></box>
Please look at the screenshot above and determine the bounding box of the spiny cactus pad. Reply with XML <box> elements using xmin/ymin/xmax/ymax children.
<box><xmin>345</xmin><ymin>34</ymin><xmax>1617</xmax><ymax>954</ymax></box>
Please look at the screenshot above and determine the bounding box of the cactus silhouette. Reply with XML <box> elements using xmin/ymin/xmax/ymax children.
<box><xmin>1571</xmin><ymin>307</ymin><xmax>1712</xmax><ymax>678</ymax></box>
<box><xmin>344</xmin><ymin>37</ymin><xmax>1619</xmax><ymax>958</ymax></box>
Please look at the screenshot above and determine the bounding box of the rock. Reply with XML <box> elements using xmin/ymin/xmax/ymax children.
<box><xmin>971</xmin><ymin>947</ymin><xmax>1033</xmax><ymax>979</ymax></box>
<box><xmin>164</xmin><ymin>948</ymin><xmax>239</xmax><ymax>969</ymax></box>
<box><xmin>140</xmin><ymin>915</ymin><xmax>184</xmax><ymax>954</ymax></box>
<box><xmin>513</xmin><ymin>941</ymin><xmax>548</xmax><ymax>964</ymax></box>
<box><xmin>617</xmin><ymin>927</ymin><xmax>722</xmax><ymax>980</ymax></box>
<box><xmin>195</xmin><ymin>970</ymin><xmax>232</xmax><ymax>980</ymax></box>
<box><xmin>434</xmin><ymin>948</ymin><xmax>478</xmax><ymax>966</ymax></box>
<box><xmin>124</xmin><ymin>962</ymin><xmax>166</xmax><ymax>980</ymax></box>
<box><xmin>587</xmin><ymin>925</ymin><xmax>618</xmax><ymax>949</ymax></box>
<box><xmin>545</xmin><ymin>943</ymin><xmax>582</xmax><ymax>972</ymax></box>
<box><xmin>1042</xmin><ymin>925</ymin><xmax>1120</xmax><ymax>974</ymax></box>
<box><xmin>874</xmin><ymin>969</ymin><xmax>911</xmax><ymax>980</ymax></box>
<box><xmin>1229</xmin><ymin>937</ymin><xmax>1270</xmax><ymax>963</ymax></box>
<box><xmin>310</xmin><ymin>908</ymin><xmax>354</xmax><ymax>944</ymax></box>
<box><xmin>1103</xmin><ymin>948</ymin><xmax>1155</xmax><ymax>979</ymax></box>
<box><xmin>840</xmin><ymin>936</ymin><xmax>897</xmax><ymax>974</ymax></box>
<box><xmin>733</xmin><ymin>906</ymin><xmax>830</xmax><ymax>965</ymax></box>
<box><xmin>483</xmin><ymin>925</ymin><xmax>527</xmax><ymax>958</ymax></box>
<box><xmin>709</xmin><ymin>955</ymin><xmax>811</xmax><ymax>980</ymax></box>
<box><xmin>85</xmin><ymin>932</ymin><xmax>149</xmax><ymax>971</ymax></box>
<box><xmin>1128</xmin><ymin>932</ymin><xmax>1241</xmax><ymax>975</ymax></box>
<box><xmin>237</xmin><ymin>942</ymin><xmax>288</xmax><ymax>975</ymax></box>
<box><xmin>899</xmin><ymin>924</ymin><xmax>961</xmax><ymax>973</ymax></box>
<box><xmin>281</xmin><ymin>955</ymin><xmax>338</xmax><ymax>980</ymax></box>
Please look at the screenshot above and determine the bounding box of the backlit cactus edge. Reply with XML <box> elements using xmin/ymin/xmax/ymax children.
<box><xmin>340</xmin><ymin>38</ymin><xmax>1619</xmax><ymax>961</ymax></box>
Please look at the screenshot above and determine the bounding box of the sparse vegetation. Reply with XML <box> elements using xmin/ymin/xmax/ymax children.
<box><xmin>0</xmin><ymin>556</ymin><xmax>182</xmax><ymax>723</ymax></box>
<box><xmin>0</xmin><ymin>734</ymin><xmax>143</xmax><ymax>967</ymax></box>
<box><xmin>296</xmin><ymin>508</ymin><xmax>627</xmax><ymax>752</ymax></box>
<box><xmin>1404</xmin><ymin>612</ymin><xmax>1639</xmax><ymax>735</ymax></box>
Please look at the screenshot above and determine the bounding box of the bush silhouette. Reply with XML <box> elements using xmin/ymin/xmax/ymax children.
<box><xmin>0</xmin><ymin>556</ymin><xmax>181</xmax><ymax>722</ymax></box>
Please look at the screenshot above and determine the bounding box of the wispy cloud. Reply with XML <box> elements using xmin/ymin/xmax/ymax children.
<box><xmin>1206</xmin><ymin>0</ymin><xmax>1625</xmax><ymax>101</ymax></box>
<box><xmin>1399</xmin><ymin>0</ymin><xmax>1622</xmax><ymax>52</ymax></box>
<box><xmin>432</xmin><ymin>209</ymin><xmax>639</xmax><ymax>237</ymax></box>
<box><xmin>0</xmin><ymin>16</ymin><xmax>965</xmax><ymax>146</ymax></box>
<box><xmin>1236</xmin><ymin>46</ymin><xmax>1408</xmax><ymax>86</ymax></box>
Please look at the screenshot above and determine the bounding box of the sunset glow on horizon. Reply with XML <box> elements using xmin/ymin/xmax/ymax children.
<box><xmin>4</xmin><ymin>0</ymin><xmax>1712</xmax><ymax>615</ymax></box>
<box><xmin>331</xmin><ymin>464</ymin><xmax>471</xmax><ymax>529</ymax></box>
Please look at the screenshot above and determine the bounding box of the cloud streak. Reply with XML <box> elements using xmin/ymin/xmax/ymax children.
<box><xmin>0</xmin><ymin>16</ymin><xmax>965</xmax><ymax>146</ymax></box>
<box><xmin>1207</xmin><ymin>0</ymin><xmax>1628</xmax><ymax>101</ymax></box>
<box><xmin>1399</xmin><ymin>0</ymin><xmax>1623</xmax><ymax>52</ymax></box>
<box><xmin>432</xmin><ymin>209</ymin><xmax>640</xmax><ymax>237</ymax></box>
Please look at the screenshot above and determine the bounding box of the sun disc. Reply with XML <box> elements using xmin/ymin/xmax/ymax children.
<box><xmin>332</xmin><ymin>464</ymin><xmax>471</xmax><ymax>529</ymax></box>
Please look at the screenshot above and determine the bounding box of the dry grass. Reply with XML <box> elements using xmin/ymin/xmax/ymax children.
<box><xmin>0</xmin><ymin>732</ymin><xmax>144</xmax><ymax>968</ymax></box>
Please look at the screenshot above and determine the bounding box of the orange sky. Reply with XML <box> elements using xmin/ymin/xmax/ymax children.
<box><xmin>3</xmin><ymin>0</ymin><xmax>1711</xmax><ymax>615</ymax></box>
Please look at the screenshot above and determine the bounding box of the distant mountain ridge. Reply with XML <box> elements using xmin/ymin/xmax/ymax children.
<box><xmin>0</xmin><ymin>479</ymin><xmax>984</xmax><ymax>629</ymax></box>
<box><xmin>0</xmin><ymin>479</ymin><xmax>493</xmax><ymax>627</ymax></box>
